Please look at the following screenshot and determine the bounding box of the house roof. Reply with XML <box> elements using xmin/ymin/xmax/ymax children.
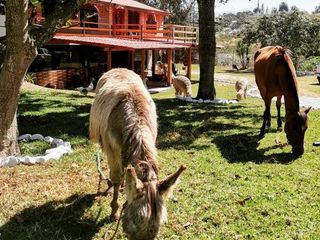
<box><xmin>98</xmin><ymin>0</ymin><xmax>169</xmax><ymax>15</ymax></box>
<box><xmin>52</xmin><ymin>35</ymin><xmax>191</xmax><ymax>50</ymax></box>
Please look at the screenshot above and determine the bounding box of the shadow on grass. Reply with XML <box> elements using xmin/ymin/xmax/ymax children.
<box><xmin>155</xmin><ymin>98</ymin><xmax>261</xmax><ymax>150</ymax></box>
<box><xmin>213</xmin><ymin>133</ymin><xmax>297</xmax><ymax>164</ymax></box>
<box><xmin>0</xmin><ymin>194</ymin><xmax>111</xmax><ymax>240</ymax></box>
<box><xmin>18</xmin><ymin>92</ymin><xmax>92</xmax><ymax>142</ymax></box>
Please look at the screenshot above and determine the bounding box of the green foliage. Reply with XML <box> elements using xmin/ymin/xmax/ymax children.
<box><xmin>20</xmin><ymin>140</ymin><xmax>51</xmax><ymax>156</ymax></box>
<box><xmin>300</xmin><ymin>56</ymin><xmax>320</xmax><ymax>71</ymax></box>
<box><xmin>243</xmin><ymin>11</ymin><xmax>320</xmax><ymax>65</ymax></box>
<box><xmin>138</xmin><ymin>0</ymin><xmax>197</xmax><ymax>24</ymax></box>
<box><xmin>236</xmin><ymin>40</ymin><xmax>249</xmax><ymax>69</ymax></box>
<box><xmin>24</xmin><ymin>73</ymin><xmax>36</xmax><ymax>83</ymax></box>
<box><xmin>29</xmin><ymin>0</ymin><xmax>41</xmax><ymax>8</ymax></box>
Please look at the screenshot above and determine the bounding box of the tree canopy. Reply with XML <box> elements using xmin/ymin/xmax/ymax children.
<box><xmin>243</xmin><ymin>10</ymin><xmax>320</xmax><ymax>65</ymax></box>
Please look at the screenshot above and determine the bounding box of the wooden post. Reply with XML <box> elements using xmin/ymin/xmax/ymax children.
<box><xmin>152</xmin><ymin>50</ymin><xmax>156</xmax><ymax>76</ymax></box>
<box><xmin>107</xmin><ymin>48</ymin><xmax>112</xmax><ymax>71</ymax></box>
<box><xmin>167</xmin><ymin>48</ymin><xmax>172</xmax><ymax>85</ymax></box>
<box><xmin>187</xmin><ymin>47</ymin><xmax>192</xmax><ymax>80</ymax></box>
<box><xmin>131</xmin><ymin>50</ymin><xmax>135</xmax><ymax>71</ymax></box>
<box><xmin>141</xmin><ymin>49</ymin><xmax>146</xmax><ymax>80</ymax></box>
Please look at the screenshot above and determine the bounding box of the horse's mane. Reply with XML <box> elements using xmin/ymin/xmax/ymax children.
<box><xmin>277</xmin><ymin>46</ymin><xmax>300</xmax><ymax>111</ymax></box>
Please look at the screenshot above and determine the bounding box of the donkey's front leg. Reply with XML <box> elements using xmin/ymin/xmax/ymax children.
<box><xmin>110</xmin><ymin>183</ymin><xmax>121</xmax><ymax>221</ymax></box>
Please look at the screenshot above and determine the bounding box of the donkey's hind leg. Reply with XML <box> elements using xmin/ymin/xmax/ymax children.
<box><xmin>276</xmin><ymin>96</ymin><xmax>282</xmax><ymax>132</ymax></box>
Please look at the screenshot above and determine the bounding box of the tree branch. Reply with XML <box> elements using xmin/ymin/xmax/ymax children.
<box><xmin>30</xmin><ymin>0</ymin><xmax>89</xmax><ymax>47</ymax></box>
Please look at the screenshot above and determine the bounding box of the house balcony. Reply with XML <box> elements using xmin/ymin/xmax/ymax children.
<box><xmin>36</xmin><ymin>17</ymin><xmax>198</xmax><ymax>45</ymax></box>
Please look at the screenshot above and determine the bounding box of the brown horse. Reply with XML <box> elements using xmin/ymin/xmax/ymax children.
<box><xmin>90</xmin><ymin>68</ymin><xmax>185</xmax><ymax>239</ymax></box>
<box><xmin>254</xmin><ymin>46</ymin><xmax>311</xmax><ymax>156</ymax></box>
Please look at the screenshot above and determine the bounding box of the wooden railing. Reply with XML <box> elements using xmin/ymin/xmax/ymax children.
<box><xmin>36</xmin><ymin>17</ymin><xmax>198</xmax><ymax>44</ymax></box>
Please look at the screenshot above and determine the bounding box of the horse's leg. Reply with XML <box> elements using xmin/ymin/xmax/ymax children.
<box><xmin>260</xmin><ymin>98</ymin><xmax>271</xmax><ymax>138</ymax></box>
<box><xmin>276</xmin><ymin>96</ymin><xmax>282</xmax><ymax>131</ymax></box>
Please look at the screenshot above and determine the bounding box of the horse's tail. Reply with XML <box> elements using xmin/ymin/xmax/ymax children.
<box><xmin>121</xmin><ymin>91</ymin><xmax>158</xmax><ymax>174</ymax></box>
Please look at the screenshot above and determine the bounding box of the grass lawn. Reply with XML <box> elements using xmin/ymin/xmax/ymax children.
<box><xmin>1</xmin><ymin>83</ymin><xmax>320</xmax><ymax>239</ymax></box>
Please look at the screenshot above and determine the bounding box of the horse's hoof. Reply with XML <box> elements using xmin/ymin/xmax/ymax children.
<box><xmin>259</xmin><ymin>133</ymin><xmax>265</xmax><ymax>139</ymax></box>
<box><xmin>277</xmin><ymin>127</ymin><xmax>283</xmax><ymax>132</ymax></box>
<box><xmin>110</xmin><ymin>213</ymin><xmax>120</xmax><ymax>222</ymax></box>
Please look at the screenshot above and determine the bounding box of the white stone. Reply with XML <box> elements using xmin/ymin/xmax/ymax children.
<box><xmin>51</xmin><ymin>138</ymin><xmax>63</xmax><ymax>147</ymax></box>
<box><xmin>5</xmin><ymin>156</ymin><xmax>19</xmax><ymax>167</ymax></box>
<box><xmin>18</xmin><ymin>134</ymin><xmax>31</xmax><ymax>141</ymax></box>
<box><xmin>44</xmin><ymin>136</ymin><xmax>54</xmax><ymax>143</ymax></box>
<box><xmin>45</xmin><ymin>152</ymin><xmax>64</xmax><ymax>160</ymax></box>
<box><xmin>204</xmin><ymin>100</ymin><xmax>211</xmax><ymax>103</ymax></box>
<box><xmin>23</xmin><ymin>156</ymin><xmax>36</xmax><ymax>165</ymax></box>
<box><xmin>30</xmin><ymin>134</ymin><xmax>44</xmax><ymax>141</ymax></box>
<box><xmin>35</xmin><ymin>156</ymin><xmax>46</xmax><ymax>164</ymax></box>
<box><xmin>185</xmin><ymin>97</ymin><xmax>193</xmax><ymax>102</ymax></box>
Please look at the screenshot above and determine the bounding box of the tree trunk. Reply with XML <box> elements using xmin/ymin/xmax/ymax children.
<box><xmin>196</xmin><ymin>0</ymin><xmax>216</xmax><ymax>100</ymax></box>
<box><xmin>0</xmin><ymin>1</ymin><xmax>36</xmax><ymax>160</ymax></box>
<box><xmin>0</xmin><ymin>0</ymin><xmax>88</xmax><ymax>161</ymax></box>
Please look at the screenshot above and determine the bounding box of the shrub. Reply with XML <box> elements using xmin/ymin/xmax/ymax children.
<box><xmin>300</xmin><ymin>56</ymin><xmax>320</xmax><ymax>72</ymax></box>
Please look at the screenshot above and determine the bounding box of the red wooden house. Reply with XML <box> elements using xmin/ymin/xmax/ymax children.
<box><xmin>31</xmin><ymin>0</ymin><xmax>197</xmax><ymax>89</ymax></box>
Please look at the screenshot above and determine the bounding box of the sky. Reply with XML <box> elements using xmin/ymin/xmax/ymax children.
<box><xmin>215</xmin><ymin>0</ymin><xmax>320</xmax><ymax>14</ymax></box>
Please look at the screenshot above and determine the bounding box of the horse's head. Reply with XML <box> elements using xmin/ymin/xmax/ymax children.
<box><xmin>285</xmin><ymin>107</ymin><xmax>311</xmax><ymax>156</ymax></box>
<box><xmin>123</xmin><ymin>163</ymin><xmax>186</xmax><ymax>240</ymax></box>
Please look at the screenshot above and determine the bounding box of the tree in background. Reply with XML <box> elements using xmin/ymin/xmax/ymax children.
<box><xmin>0</xmin><ymin>0</ymin><xmax>88</xmax><ymax>159</ymax></box>
<box><xmin>314</xmin><ymin>4</ymin><xmax>320</xmax><ymax>14</ymax></box>
<box><xmin>243</xmin><ymin>10</ymin><xmax>320</xmax><ymax>67</ymax></box>
<box><xmin>279</xmin><ymin>2</ymin><xmax>289</xmax><ymax>12</ymax></box>
<box><xmin>236</xmin><ymin>40</ymin><xmax>249</xmax><ymax>69</ymax></box>
<box><xmin>138</xmin><ymin>0</ymin><xmax>196</xmax><ymax>24</ymax></box>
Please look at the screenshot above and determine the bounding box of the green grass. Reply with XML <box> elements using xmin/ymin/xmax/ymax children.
<box><xmin>1</xmin><ymin>84</ymin><xmax>320</xmax><ymax>239</ymax></box>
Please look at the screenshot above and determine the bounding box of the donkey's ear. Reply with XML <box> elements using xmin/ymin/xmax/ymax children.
<box><xmin>157</xmin><ymin>165</ymin><xmax>186</xmax><ymax>197</ymax></box>
<box><xmin>305</xmin><ymin>107</ymin><xmax>311</xmax><ymax>114</ymax></box>
<box><xmin>125</xmin><ymin>166</ymin><xmax>144</xmax><ymax>201</ymax></box>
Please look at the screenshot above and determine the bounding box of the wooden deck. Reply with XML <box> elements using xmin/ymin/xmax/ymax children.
<box><xmin>36</xmin><ymin>18</ymin><xmax>198</xmax><ymax>45</ymax></box>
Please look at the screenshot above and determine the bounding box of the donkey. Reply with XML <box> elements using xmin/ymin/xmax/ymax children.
<box><xmin>90</xmin><ymin>68</ymin><xmax>185</xmax><ymax>239</ymax></box>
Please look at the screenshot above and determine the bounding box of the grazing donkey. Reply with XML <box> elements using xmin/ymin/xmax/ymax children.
<box><xmin>172</xmin><ymin>75</ymin><xmax>192</xmax><ymax>97</ymax></box>
<box><xmin>90</xmin><ymin>68</ymin><xmax>185</xmax><ymax>239</ymax></box>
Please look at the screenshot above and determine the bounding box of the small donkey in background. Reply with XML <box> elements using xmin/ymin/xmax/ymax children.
<box><xmin>90</xmin><ymin>68</ymin><xmax>185</xmax><ymax>239</ymax></box>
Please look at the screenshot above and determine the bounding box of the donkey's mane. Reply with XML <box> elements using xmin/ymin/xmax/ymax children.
<box><xmin>121</xmin><ymin>88</ymin><xmax>158</xmax><ymax>175</ymax></box>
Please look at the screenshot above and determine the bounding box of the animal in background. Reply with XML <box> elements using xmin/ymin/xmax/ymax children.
<box><xmin>76</xmin><ymin>78</ymin><xmax>95</xmax><ymax>96</ymax></box>
<box><xmin>254</xmin><ymin>46</ymin><xmax>311</xmax><ymax>156</ymax></box>
<box><xmin>235</xmin><ymin>79</ymin><xmax>248</xmax><ymax>101</ymax></box>
<box><xmin>90</xmin><ymin>68</ymin><xmax>185</xmax><ymax>239</ymax></box>
<box><xmin>172</xmin><ymin>75</ymin><xmax>192</xmax><ymax>97</ymax></box>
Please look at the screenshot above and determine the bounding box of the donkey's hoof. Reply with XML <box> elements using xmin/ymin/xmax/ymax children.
<box><xmin>277</xmin><ymin>127</ymin><xmax>283</xmax><ymax>132</ymax></box>
<box><xmin>110</xmin><ymin>213</ymin><xmax>120</xmax><ymax>222</ymax></box>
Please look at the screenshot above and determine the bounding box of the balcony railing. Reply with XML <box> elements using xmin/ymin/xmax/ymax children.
<box><xmin>36</xmin><ymin>17</ymin><xmax>198</xmax><ymax>45</ymax></box>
